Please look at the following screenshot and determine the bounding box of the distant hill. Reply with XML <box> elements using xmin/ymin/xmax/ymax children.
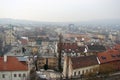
<box><xmin>0</xmin><ymin>18</ymin><xmax>120</xmax><ymax>25</ymax></box>
<box><xmin>81</xmin><ymin>19</ymin><xmax>120</xmax><ymax>25</ymax></box>
<box><xmin>0</xmin><ymin>18</ymin><xmax>43</xmax><ymax>25</ymax></box>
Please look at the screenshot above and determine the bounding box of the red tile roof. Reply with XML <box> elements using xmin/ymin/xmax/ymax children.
<box><xmin>64</xmin><ymin>34</ymin><xmax>90</xmax><ymax>42</ymax></box>
<box><xmin>58</xmin><ymin>43</ymin><xmax>85</xmax><ymax>53</ymax></box>
<box><xmin>97</xmin><ymin>49</ymin><xmax>120</xmax><ymax>64</ymax></box>
<box><xmin>0</xmin><ymin>56</ymin><xmax>28</xmax><ymax>71</ymax></box>
<box><xmin>20</xmin><ymin>39</ymin><xmax>28</xmax><ymax>45</ymax></box>
<box><xmin>114</xmin><ymin>44</ymin><xmax>120</xmax><ymax>50</ymax></box>
<box><xmin>71</xmin><ymin>55</ymin><xmax>98</xmax><ymax>69</ymax></box>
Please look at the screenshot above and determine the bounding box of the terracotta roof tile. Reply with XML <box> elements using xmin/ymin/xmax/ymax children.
<box><xmin>71</xmin><ymin>55</ymin><xmax>98</xmax><ymax>69</ymax></box>
<box><xmin>97</xmin><ymin>49</ymin><xmax>120</xmax><ymax>64</ymax></box>
<box><xmin>114</xmin><ymin>44</ymin><xmax>120</xmax><ymax>50</ymax></box>
<box><xmin>0</xmin><ymin>56</ymin><xmax>28</xmax><ymax>71</ymax></box>
<box><xmin>58</xmin><ymin>43</ymin><xmax>85</xmax><ymax>53</ymax></box>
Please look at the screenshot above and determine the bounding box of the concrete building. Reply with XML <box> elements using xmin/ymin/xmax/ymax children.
<box><xmin>63</xmin><ymin>55</ymin><xmax>99</xmax><ymax>78</ymax></box>
<box><xmin>57</xmin><ymin>42</ymin><xmax>86</xmax><ymax>68</ymax></box>
<box><xmin>86</xmin><ymin>44</ymin><xmax>106</xmax><ymax>55</ymax></box>
<box><xmin>0</xmin><ymin>56</ymin><xmax>29</xmax><ymax>80</ymax></box>
<box><xmin>37</xmin><ymin>57</ymin><xmax>58</xmax><ymax>70</ymax></box>
<box><xmin>0</xmin><ymin>39</ymin><xmax>5</xmax><ymax>55</ymax></box>
<box><xmin>58</xmin><ymin>42</ymin><xmax>86</xmax><ymax>57</ymax></box>
<box><xmin>4</xmin><ymin>27</ymin><xmax>16</xmax><ymax>45</ymax></box>
<box><xmin>97</xmin><ymin>49</ymin><xmax>120</xmax><ymax>72</ymax></box>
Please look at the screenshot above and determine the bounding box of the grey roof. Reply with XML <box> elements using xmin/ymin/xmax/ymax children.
<box><xmin>16</xmin><ymin>56</ymin><xmax>27</xmax><ymax>61</ymax></box>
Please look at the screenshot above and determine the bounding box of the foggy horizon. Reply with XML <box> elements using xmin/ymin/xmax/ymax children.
<box><xmin>0</xmin><ymin>0</ymin><xmax>120</xmax><ymax>22</ymax></box>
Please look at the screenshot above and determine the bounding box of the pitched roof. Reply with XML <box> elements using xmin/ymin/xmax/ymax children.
<box><xmin>16</xmin><ymin>57</ymin><xmax>27</xmax><ymax>62</ymax></box>
<box><xmin>114</xmin><ymin>44</ymin><xmax>120</xmax><ymax>50</ymax></box>
<box><xmin>58</xmin><ymin>43</ymin><xmax>85</xmax><ymax>53</ymax></box>
<box><xmin>87</xmin><ymin>45</ymin><xmax>106</xmax><ymax>52</ymax></box>
<box><xmin>97</xmin><ymin>50</ymin><xmax>120</xmax><ymax>64</ymax></box>
<box><xmin>20</xmin><ymin>39</ymin><xmax>28</xmax><ymax>45</ymax></box>
<box><xmin>71</xmin><ymin>55</ymin><xmax>98</xmax><ymax>69</ymax></box>
<box><xmin>115</xmin><ymin>41</ymin><xmax>120</xmax><ymax>44</ymax></box>
<box><xmin>0</xmin><ymin>56</ymin><xmax>28</xmax><ymax>71</ymax></box>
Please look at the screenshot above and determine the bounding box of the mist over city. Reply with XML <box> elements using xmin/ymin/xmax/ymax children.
<box><xmin>0</xmin><ymin>0</ymin><xmax>120</xmax><ymax>80</ymax></box>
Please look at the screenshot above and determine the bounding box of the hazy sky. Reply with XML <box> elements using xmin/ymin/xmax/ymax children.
<box><xmin>0</xmin><ymin>0</ymin><xmax>120</xmax><ymax>22</ymax></box>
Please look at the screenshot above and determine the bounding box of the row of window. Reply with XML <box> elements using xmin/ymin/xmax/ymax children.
<box><xmin>14</xmin><ymin>73</ymin><xmax>26</xmax><ymax>77</ymax></box>
<box><xmin>38</xmin><ymin>62</ymin><xmax>56</xmax><ymax>65</ymax></box>
<box><xmin>73</xmin><ymin>69</ymin><xmax>95</xmax><ymax>76</ymax></box>
<box><xmin>101</xmin><ymin>54</ymin><xmax>120</xmax><ymax>60</ymax></box>
<box><xmin>2</xmin><ymin>73</ymin><xmax>26</xmax><ymax>78</ymax></box>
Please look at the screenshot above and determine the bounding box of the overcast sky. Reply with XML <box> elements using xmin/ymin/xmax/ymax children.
<box><xmin>0</xmin><ymin>0</ymin><xmax>120</xmax><ymax>22</ymax></box>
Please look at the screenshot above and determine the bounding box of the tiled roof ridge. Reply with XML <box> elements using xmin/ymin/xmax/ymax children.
<box><xmin>97</xmin><ymin>47</ymin><xmax>120</xmax><ymax>64</ymax></box>
<box><xmin>0</xmin><ymin>56</ymin><xmax>28</xmax><ymax>71</ymax></box>
<box><xmin>71</xmin><ymin>55</ymin><xmax>98</xmax><ymax>69</ymax></box>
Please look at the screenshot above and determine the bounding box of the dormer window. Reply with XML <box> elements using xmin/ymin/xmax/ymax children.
<box><xmin>65</xmin><ymin>49</ymin><xmax>67</xmax><ymax>51</ymax></box>
<box><xmin>72</xmin><ymin>50</ymin><xmax>74</xmax><ymax>52</ymax></box>
<box><xmin>69</xmin><ymin>49</ymin><xmax>71</xmax><ymax>51</ymax></box>
<box><xmin>117</xmin><ymin>54</ymin><xmax>120</xmax><ymax>57</ymax></box>
<box><xmin>101</xmin><ymin>56</ymin><xmax>106</xmax><ymax>60</ymax></box>
<box><xmin>76</xmin><ymin>49</ymin><xmax>78</xmax><ymax>51</ymax></box>
<box><xmin>111</xmin><ymin>54</ymin><xmax>116</xmax><ymax>58</ymax></box>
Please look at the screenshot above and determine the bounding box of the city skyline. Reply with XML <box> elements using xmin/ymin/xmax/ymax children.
<box><xmin>0</xmin><ymin>0</ymin><xmax>120</xmax><ymax>22</ymax></box>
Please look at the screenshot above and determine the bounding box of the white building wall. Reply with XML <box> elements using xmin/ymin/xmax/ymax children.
<box><xmin>5</xmin><ymin>29</ymin><xmax>16</xmax><ymax>45</ymax></box>
<box><xmin>28</xmin><ymin>42</ymin><xmax>36</xmax><ymax>46</ymax></box>
<box><xmin>0</xmin><ymin>71</ymin><xmax>29</xmax><ymax>80</ymax></box>
<box><xmin>72</xmin><ymin>65</ymin><xmax>99</xmax><ymax>76</ymax></box>
<box><xmin>0</xmin><ymin>71</ymin><xmax>12</xmax><ymax>80</ymax></box>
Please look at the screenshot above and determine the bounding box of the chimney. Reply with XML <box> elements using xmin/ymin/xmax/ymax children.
<box><xmin>4</xmin><ymin>55</ymin><xmax>7</xmax><ymax>62</ymax></box>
